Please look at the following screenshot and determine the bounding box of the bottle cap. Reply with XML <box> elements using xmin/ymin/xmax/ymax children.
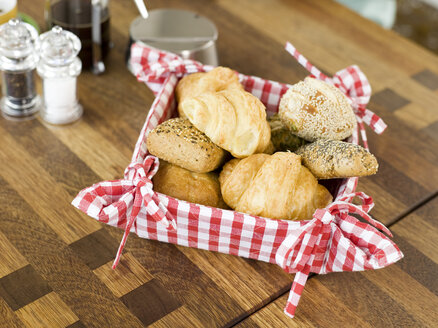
<box><xmin>0</xmin><ymin>18</ymin><xmax>38</xmax><ymax>59</ymax></box>
<box><xmin>39</xmin><ymin>26</ymin><xmax>81</xmax><ymax>66</ymax></box>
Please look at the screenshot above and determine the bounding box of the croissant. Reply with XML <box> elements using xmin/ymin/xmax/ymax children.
<box><xmin>180</xmin><ymin>88</ymin><xmax>271</xmax><ymax>158</ymax></box>
<box><xmin>219</xmin><ymin>152</ymin><xmax>333</xmax><ymax>220</ymax></box>
<box><xmin>176</xmin><ymin>67</ymin><xmax>243</xmax><ymax>117</ymax></box>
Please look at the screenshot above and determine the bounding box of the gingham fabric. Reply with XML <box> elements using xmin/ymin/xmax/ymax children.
<box><xmin>72</xmin><ymin>42</ymin><xmax>403</xmax><ymax>318</ymax></box>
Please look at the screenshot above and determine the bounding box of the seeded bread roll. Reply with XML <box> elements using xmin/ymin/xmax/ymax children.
<box><xmin>279</xmin><ymin>77</ymin><xmax>357</xmax><ymax>141</ymax></box>
<box><xmin>146</xmin><ymin>118</ymin><xmax>227</xmax><ymax>173</ymax></box>
<box><xmin>296</xmin><ymin>139</ymin><xmax>378</xmax><ymax>179</ymax></box>
<box><xmin>153</xmin><ymin>161</ymin><xmax>228</xmax><ymax>209</ymax></box>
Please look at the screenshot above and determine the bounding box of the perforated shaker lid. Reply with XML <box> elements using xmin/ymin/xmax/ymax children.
<box><xmin>39</xmin><ymin>26</ymin><xmax>81</xmax><ymax>66</ymax></box>
<box><xmin>0</xmin><ymin>18</ymin><xmax>39</xmax><ymax>59</ymax></box>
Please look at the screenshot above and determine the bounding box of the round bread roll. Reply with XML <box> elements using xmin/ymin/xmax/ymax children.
<box><xmin>296</xmin><ymin>139</ymin><xmax>378</xmax><ymax>179</ymax></box>
<box><xmin>279</xmin><ymin>77</ymin><xmax>356</xmax><ymax>141</ymax></box>
<box><xmin>268</xmin><ymin>114</ymin><xmax>307</xmax><ymax>152</ymax></box>
<box><xmin>153</xmin><ymin>161</ymin><xmax>228</xmax><ymax>209</ymax></box>
<box><xmin>146</xmin><ymin>118</ymin><xmax>227</xmax><ymax>173</ymax></box>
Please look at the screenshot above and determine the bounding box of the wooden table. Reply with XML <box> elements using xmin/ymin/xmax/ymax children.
<box><xmin>1</xmin><ymin>0</ymin><xmax>437</xmax><ymax>327</ymax></box>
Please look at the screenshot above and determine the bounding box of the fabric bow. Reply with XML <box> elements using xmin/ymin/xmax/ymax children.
<box><xmin>112</xmin><ymin>156</ymin><xmax>177</xmax><ymax>268</ymax></box>
<box><xmin>130</xmin><ymin>44</ymin><xmax>209</xmax><ymax>96</ymax></box>
<box><xmin>276</xmin><ymin>192</ymin><xmax>402</xmax><ymax>318</ymax></box>
<box><xmin>72</xmin><ymin>156</ymin><xmax>176</xmax><ymax>269</ymax></box>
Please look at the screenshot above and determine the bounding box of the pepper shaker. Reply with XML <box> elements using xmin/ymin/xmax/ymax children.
<box><xmin>37</xmin><ymin>26</ymin><xmax>82</xmax><ymax>125</ymax></box>
<box><xmin>0</xmin><ymin>18</ymin><xmax>40</xmax><ymax>118</ymax></box>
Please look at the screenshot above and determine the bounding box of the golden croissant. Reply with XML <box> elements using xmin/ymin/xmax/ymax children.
<box><xmin>176</xmin><ymin>67</ymin><xmax>243</xmax><ymax>117</ymax></box>
<box><xmin>219</xmin><ymin>152</ymin><xmax>333</xmax><ymax>220</ymax></box>
<box><xmin>179</xmin><ymin>88</ymin><xmax>271</xmax><ymax>158</ymax></box>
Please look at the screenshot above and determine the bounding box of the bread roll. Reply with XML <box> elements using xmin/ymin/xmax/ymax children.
<box><xmin>268</xmin><ymin>114</ymin><xmax>307</xmax><ymax>152</ymax></box>
<box><xmin>176</xmin><ymin>67</ymin><xmax>243</xmax><ymax>117</ymax></box>
<box><xmin>296</xmin><ymin>139</ymin><xmax>378</xmax><ymax>179</ymax></box>
<box><xmin>279</xmin><ymin>77</ymin><xmax>356</xmax><ymax>141</ymax></box>
<box><xmin>153</xmin><ymin>161</ymin><xmax>228</xmax><ymax>209</ymax></box>
<box><xmin>146</xmin><ymin>118</ymin><xmax>227</xmax><ymax>173</ymax></box>
<box><xmin>180</xmin><ymin>88</ymin><xmax>271</xmax><ymax>158</ymax></box>
<box><xmin>219</xmin><ymin>152</ymin><xmax>332</xmax><ymax>220</ymax></box>
<box><xmin>262</xmin><ymin>141</ymin><xmax>275</xmax><ymax>155</ymax></box>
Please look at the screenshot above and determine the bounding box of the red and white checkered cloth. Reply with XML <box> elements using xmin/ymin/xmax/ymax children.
<box><xmin>72</xmin><ymin>42</ymin><xmax>403</xmax><ymax>318</ymax></box>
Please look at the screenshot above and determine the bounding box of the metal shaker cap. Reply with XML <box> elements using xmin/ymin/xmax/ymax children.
<box><xmin>0</xmin><ymin>18</ymin><xmax>38</xmax><ymax>59</ymax></box>
<box><xmin>39</xmin><ymin>26</ymin><xmax>81</xmax><ymax>67</ymax></box>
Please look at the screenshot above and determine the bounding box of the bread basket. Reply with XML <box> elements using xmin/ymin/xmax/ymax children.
<box><xmin>72</xmin><ymin>42</ymin><xmax>403</xmax><ymax>318</ymax></box>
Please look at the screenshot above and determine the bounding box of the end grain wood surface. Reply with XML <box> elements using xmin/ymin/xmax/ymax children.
<box><xmin>0</xmin><ymin>0</ymin><xmax>437</xmax><ymax>327</ymax></box>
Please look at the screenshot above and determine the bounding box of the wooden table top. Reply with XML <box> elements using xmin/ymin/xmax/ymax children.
<box><xmin>1</xmin><ymin>0</ymin><xmax>437</xmax><ymax>327</ymax></box>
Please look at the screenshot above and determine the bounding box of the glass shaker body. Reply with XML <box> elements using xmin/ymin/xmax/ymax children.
<box><xmin>0</xmin><ymin>19</ymin><xmax>40</xmax><ymax>117</ymax></box>
<box><xmin>37</xmin><ymin>26</ymin><xmax>82</xmax><ymax>125</ymax></box>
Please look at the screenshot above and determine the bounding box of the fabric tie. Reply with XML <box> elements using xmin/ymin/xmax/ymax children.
<box><xmin>129</xmin><ymin>44</ymin><xmax>209</xmax><ymax>95</ymax></box>
<box><xmin>138</xmin><ymin>58</ymin><xmax>208</xmax><ymax>81</ymax></box>
<box><xmin>112</xmin><ymin>156</ymin><xmax>177</xmax><ymax>268</ymax></box>
<box><xmin>71</xmin><ymin>156</ymin><xmax>176</xmax><ymax>269</ymax></box>
<box><xmin>276</xmin><ymin>192</ymin><xmax>398</xmax><ymax>318</ymax></box>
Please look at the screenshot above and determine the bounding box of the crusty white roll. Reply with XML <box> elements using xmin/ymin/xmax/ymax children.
<box><xmin>279</xmin><ymin>77</ymin><xmax>357</xmax><ymax>141</ymax></box>
<box><xmin>179</xmin><ymin>88</ymin><xmax>271</xmax><ymax>158</ymax></box>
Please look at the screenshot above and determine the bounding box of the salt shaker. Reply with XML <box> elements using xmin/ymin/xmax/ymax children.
<box><xmin>0</xmin><ymin>18</ymin><xmax>40</xmax><ymax>118</ymax></box>
<box><xmin>37</xmin><ymin>26</ymin><xmax>82</xmax><ymax>125</ymax></box>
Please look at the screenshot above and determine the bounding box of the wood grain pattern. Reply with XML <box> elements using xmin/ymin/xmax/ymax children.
<box><xmin>0</xmin><ymin>297</ymin><xmax>24</xmax><ymax>328</ymax></box>
<box><xmin>0</xmin><ymin>0</ymin><xmax>434</xmax><ymax>326</ymax></box>
<box><xmin>0</xmin><ymin>126</ymin><xmax>101</xmax><ymax>244</ymax></box>
<box><xmin>103</xmin><ymin>224</ymin><xmax>294</xmax><ymax>327</ymax></box>
<box><xmin>394</xmin><ymin>102</ymin><xmax>438</xmax><ymax>130</ymax></box>
<box><xmin>15</xmin><ymin>293</ymin><xmax>79</xmax><ymax>328</ymax></box>
<box><xmin>412</xmin><ymin>69</ymin><xmax>438</xmax><ymax>90</ymax></box>
<box><xmin>93</xmin><ymin>252</ymin><xmax>154</xmax><ymax>298</ymax></box>
<box><xmin>148</xmin><ymin>305</ymin><xmax>205</xmax><ymax>328</ymax></box>
<box><xmin>120</xmin><ymin>279</ymin><xmax>182</xmax><ymax>326</ymax></box>
<box><xmin>0</xmin><ymin>265</ymin><xmax>52</xmax><ymax>311</ymax></box>
<box><xmin>238</xmin><ymin>197</ymin><xmax>438</xmax><ymax>327</ymax></box>
<box><xmin>237</xmin><ymin>278</ymin><xmax>373</xmax><ymax>328</ymax></box>
<box><xmin>69</xmin><ymin>229</ymin><xmax>121</xmax><ymax>270</ymax></box>
<box><xmin>0</xmin><ymin>231</ymin><xmax>28</xmax><ymax>278</ymax></box>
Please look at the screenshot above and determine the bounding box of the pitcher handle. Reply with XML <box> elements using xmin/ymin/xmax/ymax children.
<box><xmin>91</xmin><ymin>0</ymin><xmax>105</xmax><ymax>74</ymax></box>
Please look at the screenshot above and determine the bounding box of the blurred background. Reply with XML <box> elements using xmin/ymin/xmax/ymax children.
<box><xmin>394</xmin><ymin>0</ymin><xmax>438</xmax><ymax>54</ymax></box>
<box><xmin>12</xmin><ymin>0</ymin><xmax>438</xmax><ymax>57</ymax></box>
<box><xmin>336</xmin><ymin>0</ymin><xmax>438</xmax><ymax>54</ymax></box>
